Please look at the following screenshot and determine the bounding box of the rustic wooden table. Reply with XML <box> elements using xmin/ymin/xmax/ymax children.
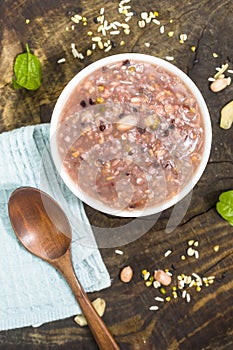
<box><xmin>0</xmin><ymin>0</ymin><xmax>233</xmax><ymax>349</ymax></box>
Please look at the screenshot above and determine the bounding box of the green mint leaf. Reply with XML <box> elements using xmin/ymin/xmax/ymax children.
<box><xmin>216</xmin><ymin>190</ymin><xmax>233</xmax><ymax>226</ymax></box>
<box><xmin>13</xmin><ymin>43</ymin><xmax>42</xmax><ymax>91</ymax></box>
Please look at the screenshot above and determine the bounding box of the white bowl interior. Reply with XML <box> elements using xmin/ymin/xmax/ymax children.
<box><xmin>50</xmin><ymin>53</ymin><xmax>212</xmax><ymax>217</ymax></box>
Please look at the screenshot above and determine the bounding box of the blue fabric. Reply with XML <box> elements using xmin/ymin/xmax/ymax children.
<box><xmin>0</xmin><ymin>124</ymin><xmax>111</xmax><ymax>331</ymax></box>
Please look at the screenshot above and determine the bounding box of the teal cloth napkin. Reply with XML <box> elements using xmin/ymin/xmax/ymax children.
<box><xmin>0</xmin><ymin>124</ymin><xmax>111</xmax><ymax>331</ymax></box>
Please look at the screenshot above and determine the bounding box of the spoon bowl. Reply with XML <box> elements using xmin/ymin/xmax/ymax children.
<box><xmin>8</xmin><ymin>186</ymin><xmax>119</xmax><ymax>350</ymax></box>
<box><xmin>8</xmin><ymin>187</ymin><xmax>71</xmax><ymax>260</ymax></box>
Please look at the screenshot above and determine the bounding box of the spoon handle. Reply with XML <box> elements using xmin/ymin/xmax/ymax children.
<box><xmin>52</xmin><ymin>249</ymin><xmax>120</xmax><ymax>350</ymax></box>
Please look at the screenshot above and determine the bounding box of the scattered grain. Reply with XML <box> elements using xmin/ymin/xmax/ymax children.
<box><xmin>149</xmin><ymin>11</ymin><xmax>155</xmax><ymax>18</ymax></box>
<box><xmin>110</xmin><ymin>30</ymin><xmax>120</xmax><ymax>35</ymax></box>
<box><xmin>57</xmin><ymin>58</ymin><xmax>66</xmax><ymax>64</ymax></box>
<box><xmin>97</xmin><ymin>24</ymin><xmax>104</xmax><ymax>33</ymax></box>
<box><xmin>125</xmin><ymin>16</ymin><xmax>132</xmax><ymax>22</ymax></box>
<box><xmin>186</xmin><ymin>292</ymin><xmax>191</xmax><ymax>303</ymax></box>
<box><xmin>145</xmin><ymin>280</ymin><xmax>153</xmax><ymax>287</ymax></box>
<box><xmin>141</xmin><ymin>269</ymin><xmax>148</xmax><ymax>276</ymax></box>
<box><xmin>188</xmin><ymin>240</ymin><xmax>194</xmax><ymax>246</ymax></box>
<box><xmin>71</xmin><ymin>47</ymin><xmax>79</xmax><ymax>58</ymax></box>
<box><xmin>149</xmin><ymin>305</ymin><xmax>159</xmax><ymax>311</ymax></box>
<box><xmin>207</xmin><ymin>276</ymin><xmax>215</xmax><ymax>281</ymax></box>
<box><xmin>98</xmin><ymin>41</ymin><xmax>104</xmax><ymax>49</ymax></box>
<box><xmin>178</xmin><ymin>279</ymin><xmax>185</xmax><ymax>289</ymax></box>
<box><xmin>71</xmin><ymin>15</ymin><xmax>81</xmax><ymax>24</ymax></box>
<box><xmin>166</xmin><ymin>271</ymin><xmax>173</xmax><ymax>277</ymax></box>
<box><xmin>159</xmin><ymin>287</ymin><xmax>167</xmax><ymax>295</ymax></box>
<box><xmin>160</xmin><ymin>25</ymin><xmax>165</xmax><ymax>34</ymax></box>
<box><xmin>86</xmin><ymin>49</ymin><xmax>92</xmax><ymax>56</ymax></box>
<box><xmin>167</xmin><ymin>31</ymin><xmax>174</xmax><ymax>37</ymax></box>
<box><xmin>32</xmin><ymin>323</ymin><xmax>43</xmax><ymax>328</ymax></box>
<box><xmin>186</xmin><ymin>247</ymin><xmax>195</xmax><ymax>259</ymax></box>
<box><xmin>164</xmin><ymin>249</ymin><xmax>172</xmax><ymax>257</ymax></box>
<box><xmin>122</xmin><ymin>5</ymin><xmax>131</xmax><ymax>10</ymax></box>
<box><xmin>182</xmin><ymin>290</ymin><xmax>187</xmax><ymax>298</ymax></box>
<box><xmin>179</xmin><ymin>33</ymin><xmax>188</xmax><ymax>43</ymax></box>
<box><xmin>124</xmin><ymin>28</ymin><xmax>130</xmax><ymax>35</ymax></box>
<box><xmin>165</xmin><ymin>56</ymin><xmax>174</xmax><ymax>61</ymax></box>
<box><xmin>184</xmin><ymin>275</ymin><xmax>192</xmax><ymax>284</ymax></box>
<box><xmin>121</xmin><ymin>23</ymin><xmax>130</xmax><ymax>29</ymax></box>
<box><xmin>153</xmin><ymin>280</ymin><xmax>161</xmax><ymax>288</ymax></box>
<box><xmin>138</xmin><ymin>20</ymin><xmax>146</xmax><ymax>28</ymax></box>
<box><xmin>192</xmin><ymin>273</ymin><xmax>202</xmax><ymax>285</ymax></box>
<box><xmin>79</xmin><ymin>52</ymin><xmax>84</xmax><ymax>60</ymax></box>
<box><xmin>126</xmin><ymin>11</ymin><xmax>134</xmax><ymax>17</ymax></box>
<box><xmin>92</xmin><ymin>36</ymin><xmax>102</xmax><ymax>42</ymax></box>
<box><xmin>144</xmin><ymin>271</ymin><xmax>151</xmax><ymax>281</ymax></box>
<box><xmin>112</xmin><ymin>20</ymin><xmax>121</xmax><ymax>27</ymax></box>
<box><xmin>155</xmin><ymin>296</ymin><xmax>164</xmax><ymax>302</ymax></box>
<box><xmin>141</xmin><ymin>12</ymin><xmax>148</xmax><ymax>20</ymax></box>
<box><xmin>214</xmin><ymin>63</ymin><xmax>229</xmax><ymax>79</ymax></box>
<box><xmin>152</xmin><ymin>19</ymin><xmax>160</xmax><ymax>25</ymax></box>
<box><xmin>207</xmin><ymin>279</ymin><xmax>214</xmax><ymax>285</ymax></box>
<box><xmin>115</xmin><ymin>249</ymin><xmax>124</xmax><ymax>255</ymax></box>
<box><xmin>189</xmin><ymin>279</ymin><xmax>195</xmax><ymax>288</ymax></box>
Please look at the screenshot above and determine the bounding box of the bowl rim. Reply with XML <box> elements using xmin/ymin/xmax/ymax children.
<box><xmin>50</xmin><ymin>53</ymin><xmax>212</xmax><ymax>217</ymax></box>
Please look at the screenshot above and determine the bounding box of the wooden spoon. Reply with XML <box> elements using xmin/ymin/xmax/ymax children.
<box><xmin>8</xmin><ymin>186</ymin><xmax>119</xmax><ymax>350</ymax></box>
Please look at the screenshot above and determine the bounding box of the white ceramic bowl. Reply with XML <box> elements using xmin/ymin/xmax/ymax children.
<box><xmin>50</xmin><ymin>53</ymin><xmax>212</xmax><ymax>217</ymax></box>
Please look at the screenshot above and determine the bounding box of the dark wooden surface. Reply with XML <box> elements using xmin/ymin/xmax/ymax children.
<box><xmin>0</xmin><ymin>0</ymin><xmax>233</xmax><ymax>349</ymax></box>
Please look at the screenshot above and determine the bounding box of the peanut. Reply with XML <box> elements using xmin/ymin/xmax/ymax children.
<box><xmin>210</xmin><ymin>77</ymin><xmax>231</xmax><ymax>92</ymax></box>
<box><xmin>220</xmin><ymin>100</ymin><xmax>233</xmax><ymax>129</ymax></box>
<box><xmin>120</xmin><ymin>265</ymin><xmax>133</xmax><ymax>283</ymax></box>
<box><xmin>74</xmin><ymin>297</ymin><xmax>106</xmax><ymax>327</ymax></box>
<box><xmin>154</xmin><ymin>269</ymin><xmax>172</xmax><ymax>286</ymax></box>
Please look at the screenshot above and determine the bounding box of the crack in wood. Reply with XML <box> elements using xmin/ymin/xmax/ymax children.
<box><xmin>179</xmin><ymin>206</ymin><xmax>215</xmax><ymax>227</ymax></box>
<box><xmin>204</xmin><ymin>251</ymin><xmax>233</xmax><ymax>274</ymax></box>
<box><xmin>208</xmin><ymin>160</ymin><xmax>233</xmax><ymax>165</ymax></box>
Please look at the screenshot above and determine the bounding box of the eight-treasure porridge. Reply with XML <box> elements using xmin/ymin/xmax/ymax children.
<box><xmin>57</xmin><ymin>59</ymin><xmax>204</xmax><ymax>211</ymax></box>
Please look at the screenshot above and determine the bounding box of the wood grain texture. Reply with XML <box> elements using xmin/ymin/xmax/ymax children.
<box><xmin>0</xmin><ymin>0</ymin><xmax>233</xmax><ymax>349</ymax></box>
